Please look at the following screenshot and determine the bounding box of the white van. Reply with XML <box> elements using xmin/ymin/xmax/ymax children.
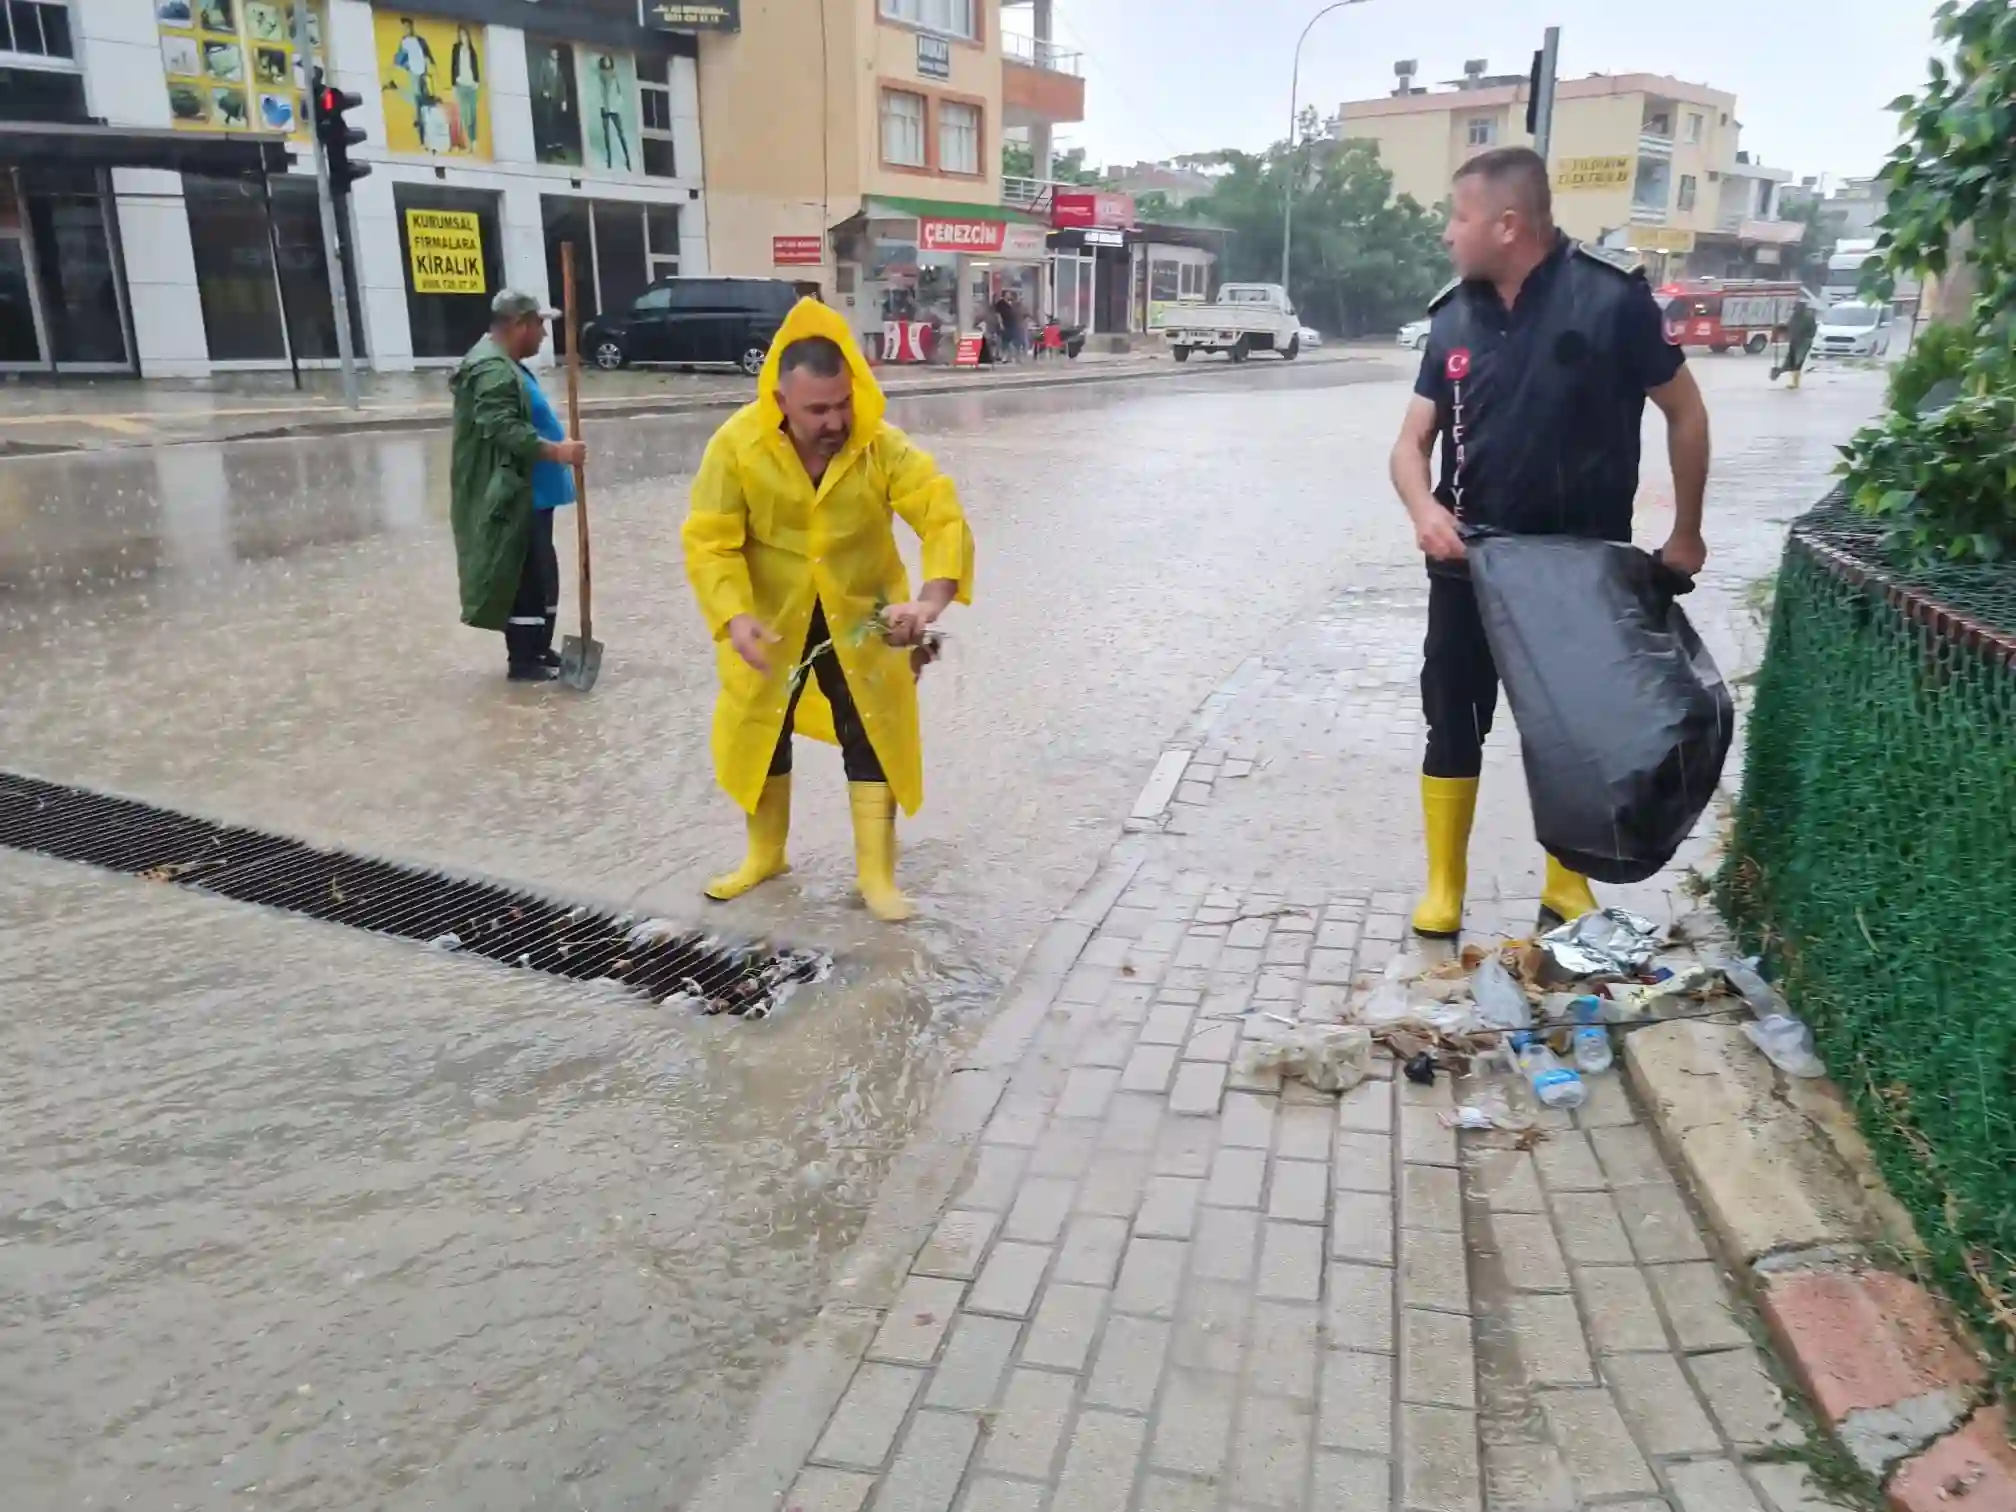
<box><xmin>1813</xmin><ymin>302</ymin><xmax>1895</xmax><ymax>360</ymax></box>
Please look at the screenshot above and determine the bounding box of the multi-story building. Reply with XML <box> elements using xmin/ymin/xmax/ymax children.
<box><xmin>697</xmin><ymin>0</ymin><xmax>1086</xmax><ymax>351</ymax></box>
<box><xmin>1334</xmin><ymin>65</ymin><xmax>1803</xmax><ymax>281</ymax></box>
<box><xmin>3</xmin><ymin>0</ymin><xmax>712</xmax><ymax>376</ymax></box>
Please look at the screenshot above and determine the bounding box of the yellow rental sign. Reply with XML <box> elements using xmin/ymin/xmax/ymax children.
<box><xmin>406</xmin><ymin>209</ymin><xmax>486</xmax><ymax>294</ymax></box>
<box><xmin>1555</xmin><ymin>155</ymin><xmax>1633</xmax><ymax>191</ymax></box>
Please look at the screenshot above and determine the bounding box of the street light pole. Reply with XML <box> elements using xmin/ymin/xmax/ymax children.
<box><xmin>1282</xmin><ymin>0</ymin><xmax>1369</xmax><ymax>291</ymax></box>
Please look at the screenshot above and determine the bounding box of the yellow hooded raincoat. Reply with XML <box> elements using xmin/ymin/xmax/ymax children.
<box><xmin>682</xmin><ymin>299</ymin><xmax>975</xmax><ymax>817</ymax></box>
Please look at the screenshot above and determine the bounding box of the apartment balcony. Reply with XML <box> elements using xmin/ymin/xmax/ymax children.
<box><xmin>1003</xmin><ymin>33</ymin><xmax>1085</xmax><ymax>126</ymax></box>
<box><xmin>1630</xmin><ymin>203</ymin><xmax>1670</xmax><ymax>225</ymax></box>
<box><xmin>1638</xmin><ymin>130</ymin><xmax>1674</xmax><ymax>158</ymax></box>
<box><xmin>1002</xmin><ymin>176</ymin><xmax>1059</xmax><ymax>215</ymax></box>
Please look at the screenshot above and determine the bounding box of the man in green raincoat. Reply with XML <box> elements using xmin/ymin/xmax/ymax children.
<box><xmin>450</xmin><ymin>289</ymin><xmax>588</xmax><ymax>680</ymax></box>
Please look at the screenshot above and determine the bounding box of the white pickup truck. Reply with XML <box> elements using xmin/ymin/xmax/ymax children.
<box><xmin>1159</xmin><ymin>282</ymin><xmax>1304</xmax><ymax>363</ymax></box>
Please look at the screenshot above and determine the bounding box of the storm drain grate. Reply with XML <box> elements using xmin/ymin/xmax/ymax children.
<box><xmin>0</xmin><ymin>772</ymin><xmax>829</xmax><ymax>1018</ymax></box>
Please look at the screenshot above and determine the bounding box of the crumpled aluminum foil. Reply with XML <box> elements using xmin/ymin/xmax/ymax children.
<box><xmin>1539</xmin><ymin>908</ymin><xmax>1660</xmax><ymax>977</ymax></box>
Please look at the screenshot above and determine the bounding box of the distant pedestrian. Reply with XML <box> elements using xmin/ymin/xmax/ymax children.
<box><xmin>449</xmin><ymin>289</ymin><xmax>588</xmax><ymax>682</ymax></box>
<box><xmin>993</xmin><ymin>292</ymin><xmax>1020</xmax><ymax>362</ymax></box>
<box><xmin>1776</xmin><ymin>299</ymin><xmax>1818</xmax><ymax>389</ymax></box>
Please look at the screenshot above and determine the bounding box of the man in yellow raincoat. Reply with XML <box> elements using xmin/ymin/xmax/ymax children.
<box><xmin>682</xmin><ymin>299</ymin><xmax>975</xmax><ymax>921</ymax></box>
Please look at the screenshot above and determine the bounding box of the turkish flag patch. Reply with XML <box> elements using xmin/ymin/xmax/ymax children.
<box><xmin>1445</xmin><ymin>348</ymin><xmax>1472</xmax><ymax>381</ymax></box>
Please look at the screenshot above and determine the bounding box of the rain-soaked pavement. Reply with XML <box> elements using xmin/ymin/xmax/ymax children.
<box><xmin>0</xmin><ymin>357</ymin><xmax>1421</xmax><ymax>1510</ymax></box>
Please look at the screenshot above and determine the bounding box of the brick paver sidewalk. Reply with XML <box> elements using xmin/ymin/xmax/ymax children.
<box><xmin>747</xmin><ymin>372</ymin><xmax>1886</xmax><ymax>1512</ymax></box>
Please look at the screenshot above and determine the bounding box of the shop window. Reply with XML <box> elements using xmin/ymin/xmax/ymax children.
<box><xmin>1466</xmin><ymin>116</ymin><xmax>1494</xmax><ymax>148</ymax></box>
<box><xmin>881</xmin><ymin>88</ymin><xmax>925</xmax><ymax>168</ymax></box>
<box><xmin>1180</xmin><ymin>261</ymin><xmax>1206</xmax><ymax>298</ymax></box>
<box><xmin>395</xmin><ymin>183</ymin><xmax>502</xmax><ymax>359</ymax></box>
<box><xmin>645</xmin><ymin>203</ymin><xmax>679</xmax><ymax>281</ymax></box>
<box><xmin>184</xmin><ymin>174</ymin><xmax>352</xmax><ymax>362</ymax></box>
<box><xmin>1149</xmin><ymin>260</ymin><xmax>1179</xmax><ymax>302</ymax></box>
<box><xmin>880</xmin><ymin>0</ymin><xmax>975</xmax><ymax>42</ymax></box>
<box><xmin>636</xmin><ymin>53</ymin><xmax>677</xmax><ymax>177</ymax></box>
<box><xmin>938</xmin><ymin>100</ymin><xmax>979</xmax><ymax>176</ymax></box>
<box><xmin>1678</xmin><ymin>173</ymin><xmax>1697</xmax><ymax>212</ymax></box>
<box><xmin>1</xmin><ymin>0</ymin><xmax>75</xmax><ymax>58</ymax></box>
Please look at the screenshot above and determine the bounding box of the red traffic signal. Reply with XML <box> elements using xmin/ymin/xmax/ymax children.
<box><xmin>310</xmin><ymin>68</ymin><xmax>371</xmax><ymax>196</ymax></box>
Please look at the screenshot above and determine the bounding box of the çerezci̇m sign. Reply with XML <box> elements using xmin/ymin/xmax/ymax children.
<box><xmin>639</xmin><ymin>0</ymin><xmax>740</xmax><ymax>33</ymax></box>
<box><xmin>919</xmin><ymin>216</ymin><xmax>1009</xmax><ymax>253</ymax></box>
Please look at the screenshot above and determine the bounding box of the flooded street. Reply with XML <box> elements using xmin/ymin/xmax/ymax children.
<box><xmin>0</xmin><ymin>360</ymin><xmax>1413</xmax><ymax>1510</ymax></box>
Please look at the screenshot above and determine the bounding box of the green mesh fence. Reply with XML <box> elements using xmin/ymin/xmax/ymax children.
<box><xmin>1723</xmin><ymin>491</ymin><xmax>2016</xmax><ymax>1397</ymax></box>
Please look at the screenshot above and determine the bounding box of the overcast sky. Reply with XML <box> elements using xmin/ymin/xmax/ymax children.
<box><xmin>1029</xmin><ymin>0</ymin><xmax>1938</xmax><ymax>186</ymax></box>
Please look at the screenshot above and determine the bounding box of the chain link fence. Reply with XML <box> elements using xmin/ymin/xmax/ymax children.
<box><xmin>1723</xmin><ymin>490</ymin><xmax>2016</xmax><ymax>1397</ymax></box>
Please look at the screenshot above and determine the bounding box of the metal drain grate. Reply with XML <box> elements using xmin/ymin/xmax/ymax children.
<box><xmin>0</xmin><ymin>772</ymin><xmax>829</xmax><ymax>1018</ymax></box>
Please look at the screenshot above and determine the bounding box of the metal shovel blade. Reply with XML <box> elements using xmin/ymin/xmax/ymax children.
<box><xmin>559</xmin><ymin>633</ymin><xmax>602</xmax><ymax>691</ymax></box>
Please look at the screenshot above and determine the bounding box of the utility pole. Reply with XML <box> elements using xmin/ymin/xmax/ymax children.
<box><xmin>292</xmin><ymin>3</ymin><xmax>361</xmax><ymax>408</ymax></box>
<box><xmin>1282</xmin><ymin>0</ymin><xmax>1370</xmax><ymax>291</ymax></box>
<box><xmin>1527</xmin><ymin>26</ymin><xmax>1561</xmax><ymax>163</ymax></box>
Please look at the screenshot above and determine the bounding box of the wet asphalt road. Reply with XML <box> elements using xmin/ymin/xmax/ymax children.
<box><xmin>0</xmin><ymin>351</ymin><xmax>1889</xmax><ymax>1509</ymax></box>
<box><xmin>0</xmin><ymin>357</ymin><xmax>1418</xmax><ymax>1510</ymax></box>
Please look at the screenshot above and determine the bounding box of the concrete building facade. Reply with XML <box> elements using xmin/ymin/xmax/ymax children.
<box><xmin>4</xmin><ymin>0</ymin><xmax>710</xmax><ymax>377</ymax></box>
<box><xmin>1335</xmin><ymin>69</ymin><xmax>1802</xmax><ymax>281</ymax></box>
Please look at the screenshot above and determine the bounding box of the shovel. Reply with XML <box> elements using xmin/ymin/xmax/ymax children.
<box><xmin>557</xmin><ymin>241</ymin><xmax>602</xmax><ymax>691</ymax></box>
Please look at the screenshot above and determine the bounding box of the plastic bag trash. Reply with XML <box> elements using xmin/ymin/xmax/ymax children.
<box><xmin>1239</xmin><ymin>1023</ymin><xmax>1374</xmax><ymax>1094</ymax></box>
<box><xmin>627</xmin><ymin>918</ymin><xmax>685</xmax><ymax>948</ymax></box>
<box><xmin>1471</xmin><ymin>953</ymin><xmax>1533</xmax><ymax>1032</ymax></box>
<box><xmin>1539</xmin><ymin>908</ymin><xmax>1660</xmax><ymax>977</ymax></box>
<box><xmin>1468</xmin><ymin>535</ymin><xmax>1734</xmax><ymax>884</ymax></box>
<box><xmin>1720</xmin><ymin>956</ymin><xmax>1791</xmax><ymax>1016</ymax></box>
<box><xmin>1442</xmin><ymin>1084</ymin><xmax>1534</xmax><ymax>1132</ymax></box>
<box><xmin>428</xmin><ymin>931</ymin><xmax>462</xmax><ymax>951</ymax></box>
<box><xmin>1742</xmin><ymin>1014</ymin><xmax>1825</xmax><ymax>1078</ymax></box>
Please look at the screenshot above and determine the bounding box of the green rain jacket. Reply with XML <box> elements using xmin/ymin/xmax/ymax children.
<box><xmin>449</xmin><ymin>334</ymin><xmax>545</xmax><ymax>630</ymax></box>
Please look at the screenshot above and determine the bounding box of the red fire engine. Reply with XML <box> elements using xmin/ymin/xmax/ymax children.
<box><xmin>1656</xmin><ymin>278</ymin><xmax>1805</xmax><ymax>354</ymax></box>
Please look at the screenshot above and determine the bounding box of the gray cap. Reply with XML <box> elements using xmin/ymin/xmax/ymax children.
<box><xmin>492</xmin><ymin>288</ymin><xmax>561</xmax><ymax>320</ymax></box>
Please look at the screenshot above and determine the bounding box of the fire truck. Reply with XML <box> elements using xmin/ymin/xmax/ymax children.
<box><xmin>1655</xmin><ymin>278</ymin><xmax>1806</xmax><ymax>354</ymax></box>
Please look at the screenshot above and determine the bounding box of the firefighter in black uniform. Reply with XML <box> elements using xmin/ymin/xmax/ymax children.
<box><xmin>1388</xmin><ymin>146</ymin><xmax>1712</xmax><ymax>938</ymax></box>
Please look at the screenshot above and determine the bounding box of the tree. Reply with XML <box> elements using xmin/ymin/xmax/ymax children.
<box><xmin>1000</xmin><ymin>141</ymin><xmax>1103</xmax><ymax>184</ymax></box>
<box><xmin>1782</xmin><ymin>198</ymin><xmax>1844</xmax><ymax>286</ymax></box>
<box><xmin>1155</xmin><ymin>138</ymin><xmax>1448</xmax><ymax>335</ymax></box>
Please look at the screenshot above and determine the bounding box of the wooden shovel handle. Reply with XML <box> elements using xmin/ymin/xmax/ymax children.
<box><xmin>562</xmin><ymin>241</ymin><xmax>591</xmax><ymax>642</ymax></box>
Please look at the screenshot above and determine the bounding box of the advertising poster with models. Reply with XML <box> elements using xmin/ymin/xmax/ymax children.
<box><xmin>525</xmin><ymin>36</ymin><xmax>582</xmax><ymax>166</ymax></box>
<box><xmin>575</xmin><ymin>47</ymin><xmax>640</xmax><ymax>174</ymax></box>
<box><xmin>375</xmin><ymin>11</ymin><xmax>490</xmax><ymax>159</ymax></box>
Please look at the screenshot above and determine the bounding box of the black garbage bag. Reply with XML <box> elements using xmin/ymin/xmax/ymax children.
<box><xmin>1467</xmin><ymin>535</ymin><xmax>1734</xmax><ymax>885</ymax></box>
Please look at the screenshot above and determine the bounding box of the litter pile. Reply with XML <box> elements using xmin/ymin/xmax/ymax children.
<box><xmin>1235</xmin><ymin>908</ymin><xmax>1824</xmax><ymax>1118</ymax></box>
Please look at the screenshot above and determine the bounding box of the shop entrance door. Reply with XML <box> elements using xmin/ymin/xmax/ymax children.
<box><xmin>1</xmin><ymin>167</ymin><xmax>133</xmax><ymax>372</ymax></box>
<box><xmin>0</xmin><ymin>173</ymin><xmax>51</xmax><ymax>369</ymax></box>
<box><xmin>1049</xmin><ymin>251</ymin><xmax>1094</xmax><ymax>331</ymax></box>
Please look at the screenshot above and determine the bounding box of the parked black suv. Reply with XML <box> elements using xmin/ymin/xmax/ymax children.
<box><xmin>581</xmin><ymin>277</ymin><xmax>802</xmax><ymax>376</ymax></box>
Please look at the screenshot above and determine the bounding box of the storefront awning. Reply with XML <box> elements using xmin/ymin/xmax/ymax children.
<box><xmin>864</xmin><ymin>194</ymin><xmax>1047</xmax><ymax>226</ymax></box>
<box><xmin>0</xmin><ymin>121</ymin><xmax>294</xmax><ymax>176</ymax></box>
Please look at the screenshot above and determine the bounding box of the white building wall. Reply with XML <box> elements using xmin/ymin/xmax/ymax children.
<box><xmin>68</xmin><ymin>0</ymin><xmax>708</xmax><ymax>377</ymax></box>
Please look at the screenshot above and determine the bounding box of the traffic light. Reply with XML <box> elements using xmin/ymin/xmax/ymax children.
<box><xmin>312</xmin><ymin>68</ymin><xmax>370</xmax><ymax>196</ymax></box>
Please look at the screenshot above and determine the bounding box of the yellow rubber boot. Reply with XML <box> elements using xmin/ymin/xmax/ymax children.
<box><xmin>848</xmin><ymin>781</ymin><xmax>912</xmax><ymax>922</ymax></box>
<box><xmin>703</xmin><ymin>776</ymin><xmax>791</xmax><ymax>901</ymax></box>
<box><xmin>1540</xmin><ymin>856</ymin><xmax>1598</xmax><ymax>925</ymax></box>
<box><xmin>1411</xmin><ymin>776</ymin><xmax>1479</xmax><ymax>938</ymax></box>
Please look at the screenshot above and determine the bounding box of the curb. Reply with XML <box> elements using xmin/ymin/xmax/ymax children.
<box><xmin>1623</xmin><ymin>1013</ymin><xmax>2013</xmax><ymax>1508</ymax></box>
<box><xmin>1</xmin><ymin>352</ymin><xmax>1376</xmax><ymax>454</ymax></box>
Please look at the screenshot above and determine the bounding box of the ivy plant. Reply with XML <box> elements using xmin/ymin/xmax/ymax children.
<box><xmin>1843</xmin><ymin>0</ymin><xmax>2015</xmax><ymax>561</ymax></box>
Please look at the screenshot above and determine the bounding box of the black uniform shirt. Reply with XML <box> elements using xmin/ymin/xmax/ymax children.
<box><xmin>1413</xmin><ymin>235</ymin><xmax>1684</xmax><ymax>548</ymax></box>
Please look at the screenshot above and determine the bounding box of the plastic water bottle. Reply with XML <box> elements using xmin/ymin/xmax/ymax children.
<box><xmin>1571</xmin><ymin>996</ymin><xmax>1614</xmax><ymax>1074</ymax></box>
<box><xmin>1512</xmin><ymin>1031</ymin><xmax>1588</xmax><ymax>1111</ymax></box>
